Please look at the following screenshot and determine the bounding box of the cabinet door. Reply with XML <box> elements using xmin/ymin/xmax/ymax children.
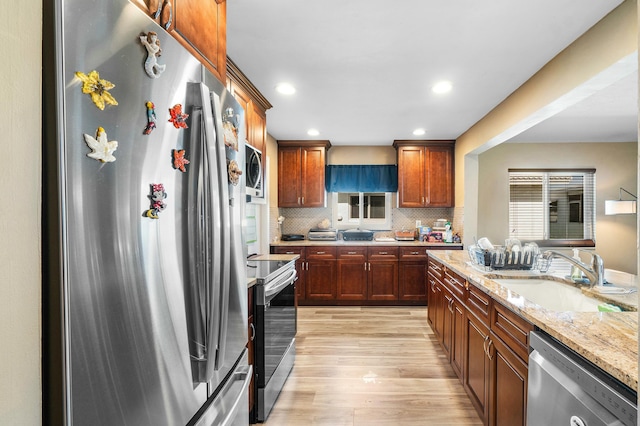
<box><xmin>451</xmin><ymin>298</ymin><xmax>465</xmax><ymax>381</ymax></box>
<box><xmin>306</xmin><ymin>260</ymin><xmax>336</xmax><ymax>300</ymax></box>
<box><xmin>368</xmin><ymin>261</ymin><xmax>399</xmax><ymax>300</ymax></box>
<box><xmin>425</xmin><ymin>145</ymin><xmax>453</xmax><ymax>207</ymax></box>
<box><xmin>337</xmin><ymin>247</ymin><xmax>367</xmax><ymax>300</ymax></box>
<box><xmin>397</xmin><ymin>146</ymin><xmax>425</xmax><ymax>207</ymax></box>
<box><xmin>489</xmin><ymin>333</ymin><xmax>528</xmax><ymax>426</ymax></box>
<box><xmin>300</xmin><ymin>147</ymin><xmax>326</xmax><ymax>207</ymax></box>
<box><xmin>464</xmin><ymin>311</ymin><xmax>490</xmax><ymax>424</ymax></box>
<box><xmin>173</xmin><ymin>0</ymin><xmax>227</xmax><ymax>81</ymax></box>
<box><xmin>432</xmin><ymin>283</ymin><xmax>445</xmax><ymax>342</ymax></box>
<box><xmin>427</xmin><ymin>273</ymin><xmax>438</xmax><ymax>328</ymax></box>
<box><xmin>278</xmin><ymin>147</ymin><xmax>302</xmax><ymax>207</ymax></box>
<box><xmin>441</xmin><ymin>288</ymin><xmax>453</xmax><ymax>358</ymax></box>
<box><xmin>398</xmin><ymin>261</ymin><xmax>427</xmax><ymax>301</ymax></box>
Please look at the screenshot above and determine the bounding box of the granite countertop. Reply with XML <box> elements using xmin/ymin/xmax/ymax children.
<box><xmin>428</xmin><ymin>250</ymin><xmax>638</xmax><ymax>391</ymax></box>
<box><xmin>272</xmin><ymin>240</ymin><xmax>464</xmax><ymax>248</ymax></box>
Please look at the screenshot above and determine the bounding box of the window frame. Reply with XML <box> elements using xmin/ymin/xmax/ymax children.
<box><xmin>332</xmin><ymin>192</ymin><xmax>392</xmax><ymax>230</ymax></box>
<box><xmin>508</xmin><ymin>168</ymin><xmax>596</xmax><ymax>248</ymax></box>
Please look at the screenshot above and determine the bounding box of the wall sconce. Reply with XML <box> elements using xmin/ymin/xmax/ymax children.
<box><xmin>605</xmin><ymin>187</ymin><xmax>637</xmax><ymax>215</ymax></box>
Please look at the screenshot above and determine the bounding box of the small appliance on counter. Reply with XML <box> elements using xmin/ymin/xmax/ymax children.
<box><xmin>394</xmin><ymin>230</ymin><xmax>415</xmax><ymax>241</ymax></box>
<box><xmin>307</xmin><ymin>228</ymin><xmax>337</xmax><ymax>241</ymax></box>
<box><xmin>281</xmin><ymin>234</ymin><xmax>305</xmax><ymax>241</ymax></box>
<box><xmin>342</xmin><ymin>229</ymin><xmax>374</xmax><ymax>241</ymax></box>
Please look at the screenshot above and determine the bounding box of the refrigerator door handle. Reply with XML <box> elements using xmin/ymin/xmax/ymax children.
<box><xmin>187</xmin><ymin>82</ymin><xmax>225</xmax><ymax>383</ymax></box>
<box><xmin>206</xmin><ymin>89</ymin><xmax>232</xmax><ymax>373</ymax></box>
<box><xmin>209</xmin><ymin>90</ymin><xmax>232</xmax><ymax>371</ymax></box>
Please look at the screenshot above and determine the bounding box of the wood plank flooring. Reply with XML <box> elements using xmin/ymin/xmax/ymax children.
<box><xmin>260</xmin><ymin>306</ymin><xmax>482</xmax><ymax>426</ymax></box>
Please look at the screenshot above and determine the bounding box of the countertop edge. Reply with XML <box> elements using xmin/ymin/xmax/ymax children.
<box><xmin>428</xmin><ymin>250</ymin><xmax>638</xmax><ymax>392</ymax></box>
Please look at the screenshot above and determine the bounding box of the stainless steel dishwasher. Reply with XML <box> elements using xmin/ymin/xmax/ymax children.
<box><xmin>528</xmin><ymin>331</ymin><xmax>637</xmax><ymax>426</ymax></box>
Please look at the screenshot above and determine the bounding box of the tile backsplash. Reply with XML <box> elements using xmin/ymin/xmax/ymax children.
<box><xmin>272</xmin><ymin>203</ymin><xmax>464</xmax><ymax>241</ymax></box>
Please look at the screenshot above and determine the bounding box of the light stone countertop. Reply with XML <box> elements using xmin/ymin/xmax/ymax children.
<box><xmin>271</xmin><ymin>240</ymin><xmax>464</xmax><ymax>248</ymax></box>
<box><xmin>428</xmin><ymin>250</ymin><xmax>638</xmax><ymax>391</ymax></box>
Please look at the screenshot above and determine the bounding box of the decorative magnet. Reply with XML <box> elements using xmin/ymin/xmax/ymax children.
<box><xmin>222</xmin><ymin>107</ymin><xmax>239</xmax><ymax>151</ymax></box>
<box><xmin>144</xmin><ymin>183</ymin><xmax>167</xmax><ymax>219</ymax></box>
<box><xmin>83</xmin><ymin>127</ymin><xmax>118</xmax><ymax>163</ymax></box>
<box><xmin>139</xmin><ymin>31</ymin><xmax>166</xmax><ymax>79</ymax></box>
<box><xmin>168</xmin><ymin>104</ymin><xmax>189</xmax><ymax>129</ymax></box>
<box><xmin>227</xmin><ymin>159</ymin><xmax>242</xmax><ymax>186</ymax></box>
<box><xmin>172</xmin><ymin>149</ymin><xmax>189</xmax><ymax>172</ymax></box>
<box><xmin>75</xmin><ymin>70</ymin><xmax>118</xmax><ymax>110</ymax></box>
<box><xmin>143</xmin><ymin>101</ymin><xmax>157</xmax><ymax>135</ymax></box>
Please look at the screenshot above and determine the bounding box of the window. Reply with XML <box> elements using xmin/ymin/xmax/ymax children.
<box><xmin>508</xmin><ymin>169</ymin><xmax>595</xmax><ymax>246</ymax></box>
<box><xmin>332</xmin><ymin>192</ymin><xmax>392</xmax><ymax>230</ymax></box>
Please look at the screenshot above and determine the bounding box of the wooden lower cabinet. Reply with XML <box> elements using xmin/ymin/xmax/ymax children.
<box><xmin>306</xmin><ymin>259</ymin><xmax>337</xmax><ymax>300</ymax></box>
<box><xmin>428</xmin><ymin>255</ymin><xmax>530</xmax><ymax>426</ymax></box>
<box><xmin>368</xmin><ymin>260</ymin><xmax>398</xmax><ymax>300</ymax></box>
<box><xmin>337</xmin><ymin>247</ymin><xmax>367</xmax><ymax>300</ymax></box>
<box><xmin>399</xmin><ymin>248</ymin><xmax>428</xmax><ymax>301</ymax></box>
<box><xmin>450</xmin><ymin>296</ymin><xmax>465</xmax><ymax>381</ymax></box>
<box><xmin>464</xmin><ymin>311</ymin><xmax>491</xmax><ymax>424</ymax></box>
<box><xmin>489</xmin><ymin>332</ymin><xmax>528</xmax><ymax>426</ymax></box>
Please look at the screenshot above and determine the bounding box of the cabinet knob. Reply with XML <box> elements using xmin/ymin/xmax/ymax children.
<box><xmin>347</xmin><ymin>251</ymin><xmax>357</xmax><ymax>255</ymax></box>
<box><xmin>379</xmin><ymin>251</ymin><xmax>388</xmax><ymax>255</ymax></box>
<box><xmin>316</xmin><ymin>251</ymin><xmax>325</xmax><ymax>255</ymax></box>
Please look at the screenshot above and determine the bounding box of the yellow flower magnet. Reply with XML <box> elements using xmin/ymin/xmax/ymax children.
<box><xmin>75</xmin><ymin>70</ymin><xmax>118</xmax><ymax>110</ymax></box>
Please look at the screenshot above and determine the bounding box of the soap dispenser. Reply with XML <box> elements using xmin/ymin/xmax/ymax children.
<box><xmin>570</xmin><ymin>249</ymin><xmax>582</xmax><ymax>280</ymax></box>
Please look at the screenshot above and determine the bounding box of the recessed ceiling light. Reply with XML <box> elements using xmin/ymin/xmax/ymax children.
<box><xmin>432</xmin><ymin>81</ymin><xmax>452</xmax><ymax>94</ymax></box>
<box><xmin>413</xmin><ymin>128</ymin><xmax>426</xmax><ymax>136</ymax></box>
<box><xmin>307</xmin><ymin>128</ymin><xmax>320</xmax><ymax>136</ymax></box>
<box><xmin>275</xmin><ymin>83</ymin><xmax>296</xmax><ymax>95</ymax></box>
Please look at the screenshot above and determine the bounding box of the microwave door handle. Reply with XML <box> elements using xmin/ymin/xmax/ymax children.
<box><xmin>208</xmin><ymin>89</ymin><xmax>232</xmax><ymax>371</ymax></box>
<box><xmin>264</xmin><ymin>268</ymin><xmax>298</xmax><ymax>302</ymax></box>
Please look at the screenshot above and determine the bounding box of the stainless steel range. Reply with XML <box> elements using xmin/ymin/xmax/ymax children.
<box><xmin>247</xmin><ymin>259</ymin><xmax>298</xmax><ymax>422</ymax></box>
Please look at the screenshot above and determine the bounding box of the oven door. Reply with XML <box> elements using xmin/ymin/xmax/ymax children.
<box><xmin>255</xmin><ymin>268</ymin><xmax>297</xmax><ymax>421</ymax></box>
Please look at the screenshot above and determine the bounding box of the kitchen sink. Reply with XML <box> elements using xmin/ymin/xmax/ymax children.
<box><xmin>492</xmin><ymin>279</ymin><xmax>604</xmax><ymax>312</ymax></box>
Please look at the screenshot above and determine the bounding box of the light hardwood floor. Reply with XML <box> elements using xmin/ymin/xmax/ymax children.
<box><xmin>261</xmin><ymin>306</ymin><xmax>482</xmax><ymax>426</ymax></box>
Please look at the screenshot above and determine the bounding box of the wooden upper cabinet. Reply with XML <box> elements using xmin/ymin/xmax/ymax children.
<box><xmin>277</xmin><ymin>141</ymin><xmax>331</xmax><ymax>208</ymax></box>
<box><xmin>393</xmin><ymin>140</ymin><xmax>455</xmax><ymax>208</ymax></box>
<box><xmin>227</xmin><ymin>59</ymin><xmax>272</xmax><ymax>176</ymax></box>
<box><xmin>132</xmin><ymin>0</ymin><xmax>227</xmax><ymax>82</ymax></box>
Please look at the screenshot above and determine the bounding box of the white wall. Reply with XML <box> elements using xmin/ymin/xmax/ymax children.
<box><xmin>0</xmin><ymin>1</ymin><xmax>42</xmax><ymax>425</ymax></box>
<box><xmin>478</xmin><ymin>142</ymin><xmax>637</xmax><ymax>274</ymax></box>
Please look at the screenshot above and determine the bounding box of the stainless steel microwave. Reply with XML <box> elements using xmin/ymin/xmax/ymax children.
<box><xmin>245</xmin><ymin>143</ymin><xmax>263</xmax><ymax>199</ymax></box>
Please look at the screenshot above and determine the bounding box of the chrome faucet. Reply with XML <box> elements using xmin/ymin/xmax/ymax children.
<box><xmin>541</xmin><ymin>250</ymin><xmax>605</xmax><ymax>286</ymax></box>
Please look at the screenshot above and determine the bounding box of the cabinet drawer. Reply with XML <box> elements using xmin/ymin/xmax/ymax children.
<box><xmin>443</xmin><ymin>267</ymin><xmax>466</xmax><ymax>302</ymax></box>
<box><xmin>466</xmin><ymin>283</ymin><xmax>491</xmax><ymax>325</ymax></box>
<box><xmin>427</xmin><ymin>257</ymin><xmax>445</xmax><ymax>280</ymax></box>
<box><xmin>272</xmin><ymin>246</ymin><xmax>305</xmax><ymax>256</ymax></box>
<box><xmin>368</xmin><ymin>247</ymin><xmax>399</xmax><ymax>261</ymax></box>
<box><xmin>338</xmin><ymin>247</ymin><xmax>367</xmax><ymax>260</ymax></box>
<box><xmin>399</xmin><ymin>247</ymin><xmax>428</xmax><ymax>261</ymax></box>
<box><xmin>491</xmin><ymin>301</ymin><xmax>533</xmax><ymax>362</ymax></box>
<box><xmin>307</xmin><ymin>246</ymin><xmax>337</xmax><ymax>259</ymax></box>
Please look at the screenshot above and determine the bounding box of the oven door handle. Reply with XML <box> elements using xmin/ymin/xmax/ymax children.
<box><xmin>264</xmin><ymin>268</ymin><xmax>297</xmax><ymax>302</ymax></box>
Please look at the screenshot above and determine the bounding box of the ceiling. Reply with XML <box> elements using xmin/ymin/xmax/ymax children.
<box><xmin>226</xmin><ymin>1</ymin><xmax>636</xmax><ymax>146</ymax></box>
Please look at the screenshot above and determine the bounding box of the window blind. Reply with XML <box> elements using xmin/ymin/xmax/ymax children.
<box><xmin>508</xmin><ymin>169</ymin><xmax>595</xmax><ymax>243</ymax></box>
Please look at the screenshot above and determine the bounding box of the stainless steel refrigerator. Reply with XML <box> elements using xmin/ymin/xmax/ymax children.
<box><xmin>42</xmin><ymin>1</ymin><xmax>250</xmax><ymax>424</ymax></box>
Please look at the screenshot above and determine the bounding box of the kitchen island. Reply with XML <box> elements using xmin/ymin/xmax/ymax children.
<box><xmin>429</xmin><ymin>250</ymin><xmax>637</xmax><ymax>392</ymax></box>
